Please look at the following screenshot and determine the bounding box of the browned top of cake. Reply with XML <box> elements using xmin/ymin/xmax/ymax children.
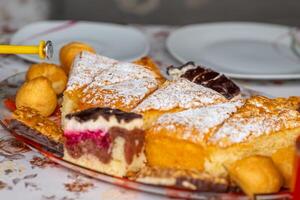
<box><xmin>65</xmin><ymin>107</ymin><xmax>142</xmax><ymax>123</ymax></box>
<box><xmin>65</xmin><ymin>52</ymin><xmax>162</xmax><ymax>112</ymax></box>
<box><xmin>12</xmin><ymin>107</ymin><xmax>63</xmax><ymax>143</ymax></box>
<box><xmin>167</xmin><ymin>62</ymin><xmax>240</xmax><ymax>100</ymax></box>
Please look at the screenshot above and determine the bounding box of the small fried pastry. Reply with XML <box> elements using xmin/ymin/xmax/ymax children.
<box><xmin>26</xmin><ymin>62</ymin><xmax>67</xmax><ymax>94</ymax></box>
<box><xmin>228</xmin><ymin>155</ymin><xmax>283</xmax><ymax>197</ymax></box>
<box><xmin>271</xmin><ymin>146</ymin><xmax>295</xmax><ymax>188</ymax></box>
<box><xmin>16</xmin><ymin>77</ymin><xmax>57</xmax><ymax>117</ymax></box>
<box><xmin>59</xmin><ymin>42</ymin><xmax>95</xmax><ymax>74</ymax></box>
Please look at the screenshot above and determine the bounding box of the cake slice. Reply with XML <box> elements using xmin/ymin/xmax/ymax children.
<box><xmin>61</xmin><ymin>52</ymin><xmax>164</xmax><ymax>124</ymax></box>
<box><xmin>145</xmin><ymin>95</ymin><xmax>300</xmax><ymax>179</ymax></box>
<box><xmin>133</xmin><ymin>78</ymin><xmax>228</xmax><ymax>128</ymax></box>
<box><xmin>145</xmin><ymin>100</ymin><xmax>244</xmax><ymax>171</ymax></box>
<box><xmin>206</xmin><ymin>96</ymin><xmax>300</xmax><ymax>177</ymax></box>
<box><xmin>63</xmin><ymin>107</ymin><xmax>146</xmax><ymax>177</ymax></box>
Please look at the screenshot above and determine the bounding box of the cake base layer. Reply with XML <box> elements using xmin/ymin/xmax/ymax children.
<box><xmin>64</xmin><ymin>137</ymin><xmax>145</xmax><ymax>177</ymax></box>
<box><xmin>146</xmin><ymin>127</ymin><xmax>300</xmax><ymax>178</ymax></box>
<box><xmin>146</xmin><ymin>135</ymin><xmax>206</xmax><ymax>171</ymax></box>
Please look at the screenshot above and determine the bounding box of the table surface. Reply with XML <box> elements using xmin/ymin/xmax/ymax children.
<box><xmin>0</xmin><ymin>25</ymin><xmax>299</xmax><ymax>200</ymax></box>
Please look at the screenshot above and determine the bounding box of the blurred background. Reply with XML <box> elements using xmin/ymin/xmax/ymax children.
<box><xmin>1</xmin><ymin>0</ymin><xmax>299</xmax><ymax>31</ymax></box>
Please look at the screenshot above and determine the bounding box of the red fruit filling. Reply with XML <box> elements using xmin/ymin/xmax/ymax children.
<box><xmin>64</xmin><ymin>130</ymin><xmax>110</xmax><ymax>149</ymax></box>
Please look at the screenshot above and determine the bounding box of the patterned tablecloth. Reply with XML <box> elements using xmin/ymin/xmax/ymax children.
<box><xmin>0</xmin><ymin>25</ymin><xmax>299</xmax><ymax>200</ymax></box>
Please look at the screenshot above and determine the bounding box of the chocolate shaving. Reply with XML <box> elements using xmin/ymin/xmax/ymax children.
<box><xmin>65</xmin><ymin>107</ymin><xmax>142</xmax><ymax>123</ymax></box>
<box><xmin>167</xmin><ymin>62</ymin><xmax>240</xmax><ymax>100</ymax></box>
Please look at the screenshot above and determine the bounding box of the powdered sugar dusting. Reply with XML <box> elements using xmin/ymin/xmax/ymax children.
<box><xmin>212</xmin><ymin>109</ymin><xmax>300</xmax><ymax>146</ymax></box>
<box><xmin>211</xmin><ymin>97</ymin><xmax>300</xmax><ymax>146</ymax></box>
<box><xmin>154</xmin><ymin>100</ymin><xmax>244</xmax><ymax>143</ymax></box>
<box><xmin>66</xmin><ymin>51</ymin><xmax>159</xmax><ymax>111</ymax></box>
<box><xmin>67</xmin><ymin>51</ymin><xmax>118</xmax><ymax>90</ymax></box>
<box><xmin>134</xmin><ymin>78</ymin><xmax>227</xmax><ymax>112</ymax></box>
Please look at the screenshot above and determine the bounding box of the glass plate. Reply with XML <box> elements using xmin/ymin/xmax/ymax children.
<box><xmin>0</xmin><ymin>73</ymin><xmax>292</xmax><ymax>200</ymax></box>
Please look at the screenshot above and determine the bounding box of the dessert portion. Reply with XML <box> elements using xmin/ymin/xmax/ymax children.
<box><xmin>26</xmin><ymin>62</ymin><xmax>67</xmax><ymax>95</ymax></box>
<box><xmin>146</xmin><ymin>100</ymin><xmax>244</xmax><ymax>171</ymax></box>
<box><xmin>206</xmin><ymin>96</ymin><xmax>300</xmax><ymax>177</ymax></box>
<box><xmin>63</xmin><ymin>107</ymin><xmax>146</xmax><ymax>177</ymax></box>
<box><xmin>134</xmin><ymin>62</ymin><xmax>241</xmax><ymax>129</ymax></box>
<box><xmin>145</xmin><ymin>95</ymin><xmax>300</xmax><ymax>179</ymax></box>
<box><xmin>167</xmin><ymin>62</ymin><xmax>240</xmax><ymax>100</ymax></box>
<box><xmin>9</xmin><ymin>107</ymin><xmax>63</xmax><ymax>154</ymax></box>
<box><xmin>62</xmin><ymin>51</ymin><xmax>164</xmax><ymax>123</ymax></box>
<box><xmin>228</xmin><ymin>155</ymin><xmax>283</xmax><ymax>197</ymax></box>
<box><xmin>16</xmin><ymin>77</ymin><xmax>57</xmax><ymax>117</ymax></box>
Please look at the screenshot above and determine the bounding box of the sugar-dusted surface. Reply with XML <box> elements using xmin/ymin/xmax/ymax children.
<box><xmin>211</xmin><ymin>96</ymin><xmax>300</xmax><ymax>146</ymax></box>
<box><xmin>134</xmin><ymin>78</ymin><xmax>227</xmax><ymax>112</ymax></box>
<box><xmin>65</xmin><ymin>51</ymin><xmax>160</xmax><ymax>111</ymax></box>
<box><xmin>153</xmin><ymin>100</ymin><xmax>244</xmax><ymax>143</ymax></box>
<box><xmin>66</xmin><ymin>51</ymin><xmax>118</xmax><ymax>91</ymax></box>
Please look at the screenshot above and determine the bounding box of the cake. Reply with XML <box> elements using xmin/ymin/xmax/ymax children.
<box><xmin>134</xmin><ymin>63</ymin><xmax>241</xmax><ymax>128</ymax></box>
<box><xmin>61</xmin><ymin>51</ymin><xmax>164</xmax><ymax>125</ymax></box>
<box><xmin>63</xmin><ymin>107</ymin><xmax>146</xmax><ymax>177</ymax></box>
<box><xmin>146</xmin><ymin>100</ymin><xmax>244</xmax><ymax>171</ymax></box>
<box><xmin>133</xmin><ymin>78</ymin><xmax>229</xmax><ymax>128</ymax></box>
<box><xmin>145</xmin><ymin>95</ymin><xmax>300</xmax><ymax>178</ymax></box>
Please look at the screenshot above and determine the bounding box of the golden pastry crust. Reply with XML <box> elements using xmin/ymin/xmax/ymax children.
<box><xmin>16</xmin><ymin>77</ymin><xmax>57</xmax><ymax>117</ymax></box>
<box><xmin>26</xmin><ymin>62</ymin><xmax>67</xmax><ymax>94</ymax></box>
<box><xmin>271</xmin><ymin>146</ymin><xmax>295</xmax><ymax>188</ymax></box>
<box><xmin>59</xmin><ymin>42</ymin><xmax>95</xmax><ymax>74</ymax></box>
<box><xmin>134</xmin><ymin>57</ymin><xmax>165</xmax><ymax>85</ymax></box>
<box><xmin>12</xmin><ymin>107</ymin><xmax>63</xmax><ymax>143</ymax></box>
<box><xmin>228</xmin><ymin>155</ymin><xmax>283</xmax><ymax>197</ymax></box>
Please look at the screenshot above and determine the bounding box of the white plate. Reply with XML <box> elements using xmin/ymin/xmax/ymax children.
<box><xmin>167</xmin><ymin>22</ymin><xmax>300</xmax><ymax>80</ymax></box>
<box><xmin>11</xmin><ymin>20</ymin><xmax>149</xmax><ymax>64</ymax></box>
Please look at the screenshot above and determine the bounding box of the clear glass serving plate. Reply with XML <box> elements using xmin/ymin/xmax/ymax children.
<box><xmin>0</xmin><ymin>73</ymin><xmax>292</xmax><ymax>200</ymax></box>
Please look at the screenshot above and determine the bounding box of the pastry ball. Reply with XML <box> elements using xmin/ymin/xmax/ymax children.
<box><xmin>272</xmin><ymin>146</ymin><xmax>295</xmax><ymax>188</ymax></box>
<box><xmin>229</xmin><ymin>155</ymin><xmax>283</xmax><ymax>197</ymax></box>
<box><xmin>16</xmin><ymin>77</ymin><xmax>57</xmax><ymax>117</ymax></box>
<box><xmin>59</xmin><ymin>42</ymin><xmax>95</xmax><ymax>74</ymax></box>
<box><xmin>26</xmin><ymin>63</ymin><xmax>67</xmax><ymax>94</ymax></box>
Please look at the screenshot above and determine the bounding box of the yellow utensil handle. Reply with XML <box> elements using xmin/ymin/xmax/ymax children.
<box><xmin>0</xmin><ymin>41</ymin><xmax>46</xmax><ymax>59</ymax></box>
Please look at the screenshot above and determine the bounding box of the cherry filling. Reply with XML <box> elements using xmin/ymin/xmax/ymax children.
<box><xmin>64</xmin><ymin>130</ymin><xmax>110</xmax><ymax>149</ymax></box>
<box><xmin>64</xmin><ymin>129</ymin><xmax>112</xmax><ymax>163</ymax></box>
<box><xmin>64</xmin><ymin>127</ymin><xmax>145</xmax><ymax>165</ymax></box>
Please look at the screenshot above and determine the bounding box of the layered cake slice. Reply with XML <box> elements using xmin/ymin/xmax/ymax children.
<box><xmin>61</xmin><ymin>52</ymin><xmax>164</xmax><ymax>124</ymax></box>
<box><xmin>63</xmin><ymin>107</ymin><xmax>146</xmax><ymax>177</ymax></box>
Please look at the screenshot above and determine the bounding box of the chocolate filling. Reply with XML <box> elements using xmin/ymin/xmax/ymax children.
<box><xmin>65</xmin><ymin>127</ymin><xmax>144</xmax><ymax>165</ymax></box>
<box><xmin>175</xmin><ymin>176</ymin><xmax>229</xmax><ymax>192</ymax></box>
<box><xmin>66</xmin><ymin>107</ymin><xmax>142</xmax><ymax>123</ymax></box>
<box><xmin>167</xmin><ymin>63</ymin><xmax>241</xmax><ymax>100</ymax></box>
